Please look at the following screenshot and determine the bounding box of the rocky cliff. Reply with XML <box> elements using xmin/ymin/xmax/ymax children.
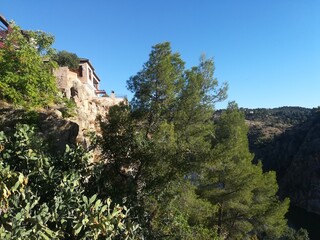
<box><xmin>245</xmin><ymin>107</ymin><xmax>320</xmax><ymax>215</ymax></box>
<box><xmin>0</xmin><ymin>90</ymin><xmax>124</xmax><ymax>160</ymax></box>
<box><xmin>53</xmin><ymin>66</ymin><xmax>125</xmax><ymax>152</ymax></box>
<box><xmin>0</xmin><ymin>101</ymin><xmax>79</xmax><ymax>153</ymax></box>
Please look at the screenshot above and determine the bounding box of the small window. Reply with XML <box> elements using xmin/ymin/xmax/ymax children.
<box><xmin>93</xmin><ymin>78</ymin><xmax>98</xmax><ymax>89</ymax></box>
<box><xmin>78</xmin><ymin>65</ymin><xmax>83</xmax><ymax>77</ymax></box>
<box><xmin>89</xmin><ymin>69</ymin><xmax>92</xmax><ymax>80</ymax></box>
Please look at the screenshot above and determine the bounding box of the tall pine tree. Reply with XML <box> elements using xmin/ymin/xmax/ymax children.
<box><xmin>127</xmin><ymin>42</ymin><xmax>185</xmax><ymax>136</ymax></box>
<box><xmin>96</xmin><ymin>42</ymin><xmax>289</xmax><ymax>239</ymax></box>
<box><xmin>197</xmin><ymin>103</ymin><xmax>289</xmax><ymax>239</ymax></box>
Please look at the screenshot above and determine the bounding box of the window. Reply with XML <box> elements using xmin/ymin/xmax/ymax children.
<box><xmin>93</xmin><ymin>78</ymin><xmax>98</xmax><ymax>89</ymax></box>
<box><xmin>78</xmin><ymin>65</ymin><xmax>83</xmax><ymax>77</ymax></box>
<box><xmin>89</xmin><ymin>69</ymin><xmax>92</xmax><ymax>80</ymax></box>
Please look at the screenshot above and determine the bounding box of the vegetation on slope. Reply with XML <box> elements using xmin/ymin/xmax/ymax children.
<box><xmin>0</xmin><ymin>124</ymin><xmax>139</xmax><ymax>239</ymax></box>
<box><xmin>0</xmin><ymin>20</ymin><xmax>308</xmax><ymax>239</ymax></box>
<box><xmin>243</xmin><ymin>107</ymin><xmax>313</xmax><ymax>147</ymax></box>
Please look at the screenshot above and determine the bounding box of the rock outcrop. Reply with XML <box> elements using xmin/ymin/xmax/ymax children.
<box><xmin>0</xmin><ymin>87</ymin><xmax>124</xmax><ymax>160</ymax></box>
<box><xmin>53</xmin><ymin>66</ymin><xmax>125</xmax><ymax>147</ymax></box>
<box><xmin>70</xmin><ymin>95</ymin><xmax>124</xmax><ymax>144</ymax></box>
<box><xmin>0</xmin><ymin>102</ymin><xmax>79</xmax><ymax>153</ymax></box>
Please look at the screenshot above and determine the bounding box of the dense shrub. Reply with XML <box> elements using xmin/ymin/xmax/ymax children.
<box><xmin>0</xmin><ymin>25</ymin><xmax>59</xmax><ymax>108</ymax></box>
<box><xmin>0</xmin><ymin>124</ymin><xmax>140</xmax><ymax>239</ymax></box>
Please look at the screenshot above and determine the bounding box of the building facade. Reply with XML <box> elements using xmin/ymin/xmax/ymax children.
<box><xmin>53</xmin><ymin>59</ymin><xmax>125</xmax><ymax>105</ymax></box>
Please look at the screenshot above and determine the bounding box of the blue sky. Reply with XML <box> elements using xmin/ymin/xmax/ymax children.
<box><xmin>2</xmin><ymin>1</ymin><xmax>320</xmax><ymax>109</ymax></box>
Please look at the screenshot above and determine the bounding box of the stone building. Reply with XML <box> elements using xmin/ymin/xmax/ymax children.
<box><xmin>53</xmin><ymin>58</ymin><xmax>124</xmax><ymax>104</ymax></box>
<box><xmin>53</xmin><ymin>59</ymin><xmax>126</xmax><ymax>153</ymax></box>
<box><xmin>78</xmin><ymin>58</ymin><xmax>104</xmax><ymax>96</ymax></box>
<box><xmin>54</xmin><ymin>58</ymin><xmax>104</xmax><ymax>99</ymax></box>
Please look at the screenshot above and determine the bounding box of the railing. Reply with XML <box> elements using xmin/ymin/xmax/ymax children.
<box><xmin>0</xmin><ymin>24</ymin><xmax>6</xmax><ymax>31</ymax></box>
<box><xmin>95</xmin><ymin>90</ymin><xmax>107</xmax><ymax>95</ymax></box>
<box><xmin>98</xmin><ymin>91</ymin><xmax>127</xmax><ymax>99</ymax></box>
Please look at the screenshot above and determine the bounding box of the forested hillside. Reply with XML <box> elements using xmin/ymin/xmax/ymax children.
<box><xmin>243</xmin><ymin>107</ymin><xmax>313</xmax><ymax>149</ymax></box>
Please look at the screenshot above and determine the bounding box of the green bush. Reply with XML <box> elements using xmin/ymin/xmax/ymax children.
<box><xmin>53</xmin><ymin>50</ymin><xmax>80</xmax><ymax>70</ymax></box>
<box><xmin>0</xmin><ymin>24</ymin><xmax>59</xmax><ymax>109</ymax></box>
<box><xmin>0</xmin><ymin>124</ymin><xmax>140</xmax><ymax>239</ymax></box>
<box><xmin>60</xmin><ymin>97</ymin><xmax>77</xmax><ymax>118</ymax></box>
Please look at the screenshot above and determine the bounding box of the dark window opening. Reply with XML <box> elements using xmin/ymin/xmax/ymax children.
<box><xmin>89</xmin><ymin>69</ymin><xmax>92</xmax><ymax>80</ymax></box>
<box><xmin>78</xmin><ymin>65</ymin><xmax>83</xmax><ymax>77</ymax></box>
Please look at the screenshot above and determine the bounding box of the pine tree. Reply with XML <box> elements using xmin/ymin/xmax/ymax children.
<box><xmin>97</xmin><ymin>43</ymin><xmax>227</xmax><ymax>237</ymax></box>
<box><xmin>197</xmin><ymin>103</ymin><xmax>290</xmax><ymax>239</ymax></box>
<box><xmin>174</xmin><ymin>55</ymin><xmax>227</xmax><ymax>173</ymax></box>
<box><xmin>127</xmin><ymin>42</ymin><xmax>185</xmax><ymax>136</ymax></box>
<box><xmin>98</xmin><ymin>42</ymin><xmax>289</xmax><ymax>239</ymax></box>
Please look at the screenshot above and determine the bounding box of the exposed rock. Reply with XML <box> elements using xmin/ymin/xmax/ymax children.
<box><xmin>49</xmin><ymin>109</ymin><xmax>63</xmax><ymax>118</ymax></box>
<box><xmin>38</xmin><ymin>113</ymin><xmax>79</xmax><ymax>152</ymax></box>
<box><xmin>53</xmin><ymin>66</ymin><xmax>125</xmax><ymax>154</ymax></box>
<box><xmin>0</xmin><ymin>89</ymin><xmax>124</xmax><ymax>161</ymax></box>
<box><xmin>275</xmin><ymin>115</ymin><xmax>320</xmax><ymax>215</ymax></box>
<box><xmin>0</xmin><ymin>105</ymin><xmax>79</xmax><ymax>153</ymax></box>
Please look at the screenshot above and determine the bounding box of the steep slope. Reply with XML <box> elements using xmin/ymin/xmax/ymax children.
<box><xmin>277</xmin><ymin>114</ymin><xmax>320</xmax><ymax>214</ymax></box>
<box><xmin>0</xmin><ymin>93</ymin><xmax>122</xmax><ymax>160</ymax></box>
<box><xmin>0</xmin><ymin>101</ymin><xmax>79</xmax><ymax>153</ymax></box>
<box><xmin>245</xmin><ymin>107</ymin><xmax>320</xmax><ymax>214</ymax></box>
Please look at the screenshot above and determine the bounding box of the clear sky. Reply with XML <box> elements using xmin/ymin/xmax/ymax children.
<box><xmin>2</xmin><ymin>1</ymin><xmax>320</xmax><ymax>109</ymax></box>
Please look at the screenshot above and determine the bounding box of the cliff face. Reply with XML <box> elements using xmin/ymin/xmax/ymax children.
<box><xmin>277</xmin><ymin>116</ymin><xmax>320</xmax><ymax>214</ymax></box>
<box><xmin>0</xmin><ymin>86</ymin><xmax>124</xmax><ymax>160</ymax></box>
<box><xmin>246</xmin><ymin>107</ymin><xmax>320</xmax><ymax>215</ymax></box>
<box><xmin>69</xmin><ymin>96</ymin><xmax>119</xmax><ymax>146</ymax></box>
<box><xmin>0</xmin><ymin>101</ymin><xmax>79</xmax><ymax>153</ymax></box>
<box><xmin>53</xmin><ymin>66</ymin><xmax>125</xmax><ymax>151</ymax></box>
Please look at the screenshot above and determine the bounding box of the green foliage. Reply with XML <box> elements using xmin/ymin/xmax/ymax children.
<box><xmin>92</xmin><ymin>41</ymin><xmax>289</xmax><ymax>239</ymax></box>
<box><xmin>281</xmin><ymin>227</ymin><xmax>309</xmax><ymax>240</ymax></box>
<box><xmin>97</xmin><ymin>42</ymin><xmax>229</xmax><ymax>238</ymax></box>
<box><xmin>0</xmin><ymin>24</ymin><xmax>59</xmax><ymax>108</ymax></box>
<box><xmin>197</xmin><ymin>104</ymin><xmax>290</xmax><ymax>239</ymax></box>
<box><xmin>127</xmin><ymin>42</ymin><xmax>185</xmax><ymax>136</ymax></box>
<box><xmin>59</xmin><ymin>97</ymin><xmax>77</xmax><ymax>118</ymax></box>
<box><xmin>53</xmin><ymin>50</ymin><xmax>80</xmax><ymax>70</ymax></box>
<box><xmin>148</xmin><ymin>181</ymin><xmax>220</xmax><ymax>239</ymax></box>
<box><xmin>0</xmin><ymin>124</ymin><xmax>140</xmax><ymax>239</ymax></box>
<box><xmin>24</xmin><ymin>30</ymin><xmax>56</xmax><ymax>56</ymax></box>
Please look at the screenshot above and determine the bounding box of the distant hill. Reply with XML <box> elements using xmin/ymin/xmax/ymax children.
<box><xmin>243</xmin><ymin>107</ymin><xmax>313</xmax><ymax>146</ymax></box>
<box><xmin>243</xmin><ymin>106</ymin><xmax>320</xmax><ymax>215</ymax></box>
